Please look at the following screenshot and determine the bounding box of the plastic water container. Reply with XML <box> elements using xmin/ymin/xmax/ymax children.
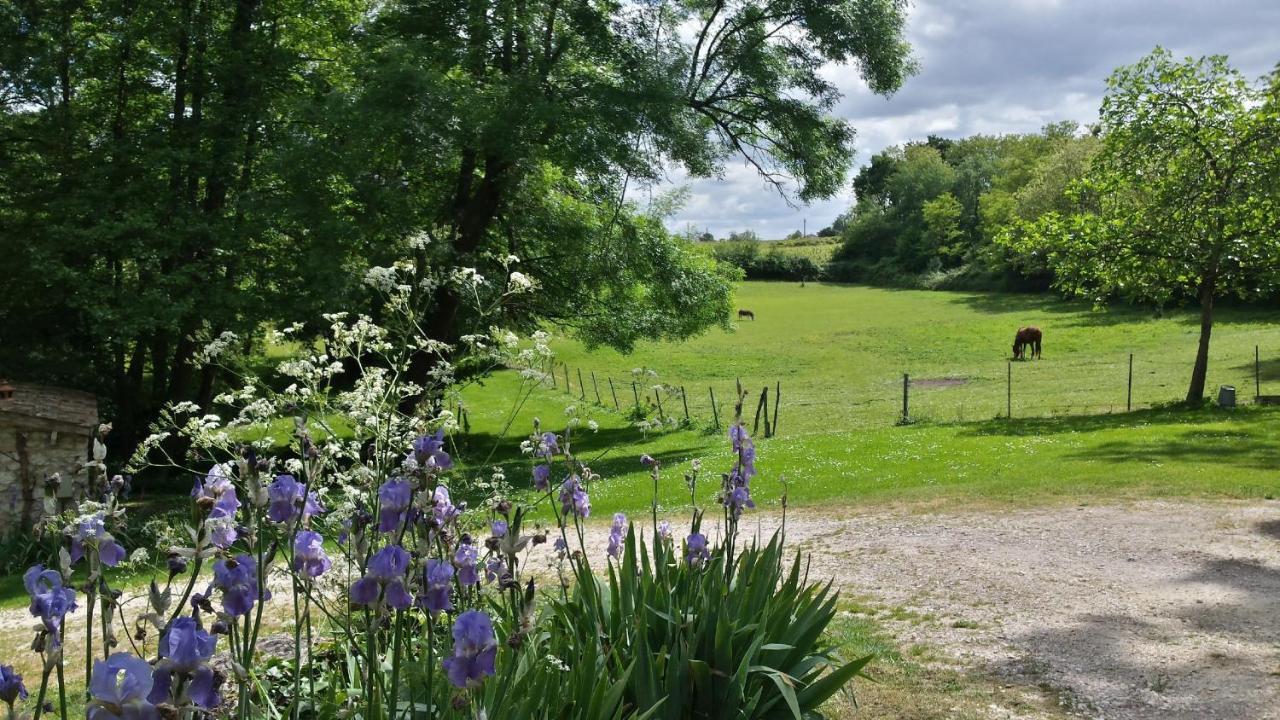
<box><xmin>1218</xmin><ymin>385</ymin><xmax>1236</xmax><ymax>408</ymax></box>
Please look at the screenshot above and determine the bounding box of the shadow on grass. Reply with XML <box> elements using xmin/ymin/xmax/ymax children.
<box><xmin>958</xmin><ymin>405</ymin><xmax>1268</xmax><ymax>438</ymax></box>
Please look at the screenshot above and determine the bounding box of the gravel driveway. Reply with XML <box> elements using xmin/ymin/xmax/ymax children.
<box><xmin>769</xmin><ymin>500</ymin><xmax>1280</xmax><ymax>719</ymax></box>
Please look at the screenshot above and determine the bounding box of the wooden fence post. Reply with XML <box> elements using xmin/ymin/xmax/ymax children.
<box><xmin>608</xmin><ymin>378</ymin><xmax>620</xmax><ymax>410</ymax></box>
<box><xmin>762</xmin><ymin>387</ymin><xmax>771</xmax><ymax>437</ymax></box>
<box><xmin>577</xmin><ymin>368</ymin><xmax>586</xmax><ymax>401</ymax></box>
<box><xmin>1127</xmin><ymin>353</ymin><xmax>1134</xmax><ymax>412</ymax></box>
<box><xmin>752</xmin><ymin>387</ymin><xmax>767</xmax><ymax>436</ymax></box>
<box><xmin>549</xmin><ymin>359</ymin><xmax>556</xmax><ymax>388</ymax></box>
<box><xmin>902</xmin><ymin>373</ymin><xmax>910</xmax><ymax>424</ymax></box>
<box><xmin>680</xmin><ymin>386</ymin><xmax>690</xmax><ymax>422</ymax></box>
<box><xmin>771</xmin><ymin>382</ymin><xmax>781</xmax><ymax>436</ymax></box>
<box><xmin>591</xmin><ymin>371</ymin><xmax>602</xmax><ymax>404</ymax></box>
<box><xmin>709</xmin><ymin>387</ymin><xmax>720</xmax><ymax>430</ymax></box>
<box><xmin>631</xmin><ymin>381</ymin><xmax>640</xmax><ymax>407</ymax></box>
<box><xmin>563</xmin><ymin>364</ymin><xmax>570</xmax><ymax>393</ymax></box>
<box><xmin>655</xmin><ymin>390</ymin><xmax>665</xmax><ymax>419</ymax></box>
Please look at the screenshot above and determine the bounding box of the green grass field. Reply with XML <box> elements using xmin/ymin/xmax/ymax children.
<box><xmin>456</xmin><ymin>282</ymin><xmax>1280</xmax><ymax>518</ymax></box>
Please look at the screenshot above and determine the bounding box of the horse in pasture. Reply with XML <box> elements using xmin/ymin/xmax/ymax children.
<box><xmin>738</xmin><ymin>309</ymin><xmax>755</xmax><ymax>321</ymax></box>
<box><xmin>1012</xmin><ymin>326</ymin><xmax>1042</xmax><ymax>360</ymax></box>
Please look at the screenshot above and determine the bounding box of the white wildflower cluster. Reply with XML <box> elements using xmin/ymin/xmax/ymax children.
<box><xmin>327</xmin><ymin>313</ymin><xmax>394</xmax><ymax>356</ymax></box>
<box><xmin>544</xmin><ymin>655</ymin><xmax>570</xmax><ymax>673</ymax></box>
<box><xmin>364</xmin><ymin>265</ymin><xmax>400</xmax><ymax>293</ymax></box>
<box><xmin>630</xmin><ymin>367</ymin><xmax>659</xmax><ymax>381</ymax></box>
<box><xmin>450</xmin><ymin>267</ymin><xmax>487</xmax><ymax>288</ymax></box>
<box><xmin>196</xmin><ymin>330</ymin><xmax>240</xmax><ymax>367</ymax></box>
<box><xmin>407</xmin><ymin>230</ymin><xmax>432</xmax><ymax>250</ymax></box>
<box><xmin>507</xmin><ymin>271</ymin><xmax>536</xmax><ymax>293</ymax></box>
<box><xmin>277</xmin><ymin>354</ymin><xmax>346</xmax><ymax>383</ymax></box>
<box><xmin>213</xmin><ymin>383</ymin><xmax>258</xmax><ymax>407</ymax></box>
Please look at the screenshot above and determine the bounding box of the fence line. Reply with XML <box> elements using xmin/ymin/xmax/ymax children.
<box><xmin>525</xmin><ymin>348</ymin><xmax>1274</xmax><ymax>436</ymax></box>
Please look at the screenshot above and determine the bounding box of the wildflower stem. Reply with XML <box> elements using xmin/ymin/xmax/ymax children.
<box><xmin>55</xmin><ymin>651</ymin><xmax>67</xmax><ymax>720</ymax></box>
<box><xmin>83</xmin><ymin>585</ymin><xmax>95</xmax><ymax>702</ymax></box>
<box><xmin>30</xmin><ymin>664</ymin><xmax>50</xmax><ymax>720</ymax></box>
<box><xmin>389</xmin><ymin>609</ymin><xmax>404</xmax><ymax>716</ymax></box>
<box><xmin>291</xmin><ymin>575</ymin><xmax>302</xmax><ymax>720</ymax></box>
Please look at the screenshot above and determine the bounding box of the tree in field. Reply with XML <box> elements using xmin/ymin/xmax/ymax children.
<box><xmin>1008</xmin><ymin>49</ymin><xmax>1280</xmax><ymax>403</ymax></box>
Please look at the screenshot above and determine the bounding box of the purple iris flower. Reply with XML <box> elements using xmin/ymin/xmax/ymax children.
<box><xmin>431</xmin><ymin>485</ymin><xmax>461</xmax><ymax>527</ymax></box>
<box><xmin>558</xmin><ymin>476</ymin><xmax>590</xmax><ymax>518</ymax></box>
<box><xmin>553</xmin><ymin>537</ymin><xmax>568</xmax><ymax>558</ymax></box>
<box><xmin>193</xmin><ymin>470</ymin><xmax>242</xmax><ymax>549</ymax></box>
<box><xmin>484</xmin><ymin>557</ymin><xmax>507</xmax><ymax>584</ymax></box>
<box><xmin>537</xmin><ymin>432</ymin><xmax>559</xmax><ymax>458</ymax></box>
<box><xmin>686</xmin><ymin>533</ymin><xmax>710</xmax><ymax>568</ymax></box>
<box><xmin>640</xmin><ymin>454</ymin><xmax>657</xmax><ymax>467</ymax></box>
<box><xmin>726</xmin><ymin>485</ymin><xmax>755</xmax><ymax>520</ymax></box>
<box><xmin>442</xmin><ymin>611</ymin><xmax>498</xmax><ymax>689</ymax></box>
<box><xmin>377</xmin><ymin>478</ymin><xmax>413</xmax><ymax>534</ymax></box>
<box><xmin>24</xmin><ymin>565</ymin><xmax>77</xmax><ymax>643</ymax></box>
<box><xmin>211</xmin><ymin>555</ymin><xmax>267</xmax><ymax>617</ymax></box>
<box><xmin>292</xmin><ymin>530</ymin><xmax>331</xmax><ymax>578</ymax></box>
<box><xmin>350</xmin><ymin>545</ymin><xmax>413</xmax><ymax>610</ymax></box>
<box><xmin>418</xmin><ymin>559</ymin><xmax>454</xmax><ymax>616</ymax></box>
<box><xmin>149</xmin><ymin>617</ymin><xmax>220</xmax><ymax>709</ymax></box>
<box><xmin>532</xmin><ymin>464</ymin><xmax>550</xmax><ymax>491</ymax></box>
<box><xmin>267</xmin><ymin>474</ymin><xmax>324</xmax><ymax>524</ymax></box>
<box><xmin>729</xmin><ymin>424</ymin><xmax>749</xmax><ymax>451</ymax></box>
<box><xmin>0</xmin><ymin>665</ymin><xmax>27</xmax><ymax>707</ymax></box>
<box><xmin>454</xmin><ymin>541</ymin><xmax>479</xmax><ymax>586</ymax></box>
<box><xmin>607</xmin><ymin>513</ymin><xmax>626</xmax><ymax>559</ymax></box>
<box><xmin>491</xmin><ymin>520</ymin><xmax>508</xmax><ymax>538</ymax></box>
<box><xmin>656</xmin><ymin>521</ymin><xmax>672</xmax><ymax>541</ymax></box>
<box><xmin>87</xmin><ymin>653</ymin><xmax>157</xmax><ymax>720</ymax></box>
<box><xmin>69</xmin><ymin>513</ymin><xmax>127</xmax><ymax>567</ymax></box>
<box><xmin>412</xmin><ymin>430</ymin><xmax>453</xmax><ymax>470</ymax></box>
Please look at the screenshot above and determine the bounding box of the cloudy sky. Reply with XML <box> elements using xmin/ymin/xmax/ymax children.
<box><xmin>662</xmin><ymin>0</ymin><xmax>1280</xmax><ymax>240</ymax></box>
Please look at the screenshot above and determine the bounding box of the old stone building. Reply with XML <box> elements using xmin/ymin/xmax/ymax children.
<box><xmin>0</xmin><ymin>381</ymin><xmax>99</xmax><ymax>536</ymax></box>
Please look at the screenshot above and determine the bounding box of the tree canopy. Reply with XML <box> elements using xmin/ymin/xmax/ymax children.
<box><xmin>0</xmin><ymin>0</ymin><xmax>916</xmax><ymax>441</ymax></box>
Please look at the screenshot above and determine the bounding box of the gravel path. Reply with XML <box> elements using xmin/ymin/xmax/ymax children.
<box><xmin>771</xmin><ymin>500</ymin><xmax>1280</xmax><ymax>720</ymax></box>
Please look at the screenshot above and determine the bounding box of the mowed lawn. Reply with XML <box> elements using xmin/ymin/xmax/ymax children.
<box><xmin>457</xmin><ymin>282</ymin><xmax>1280</xmax><ymax>518</ymax></box>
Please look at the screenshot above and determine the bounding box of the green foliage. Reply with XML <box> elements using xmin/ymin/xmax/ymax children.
<box><xmin>1005</xmin><ymin>49</ymin><xmax>1280</xmax><ymax>401</ymax></box>
<box><xmin>832</xmin><ymin>123</ymin><xmax>1100</xmax><ymax>289</ymax></box>
<box><xmin>0</xmin><ymin>0</ymin><xmax>915</xmax><ymax>446</ymax></box>
<box><xmin>593</xmin><ymin>528</ymin><xmax>870</xmax><ymax>719</ymax></box>
<box><xmin>709</xmin><ymin>242</ymin><xmax>821</xmax><ymax>281</ymax></box>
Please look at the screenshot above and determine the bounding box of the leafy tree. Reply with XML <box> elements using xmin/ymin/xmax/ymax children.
<box><xmin>1007</xmin><ymin>49</ymin><xmax>1280</xmax><ymax>403</ymax></box>
<box><xmin>921</xmin><ymin>193</ymin><xmax>965</xmax><ymax>263</ymax></box>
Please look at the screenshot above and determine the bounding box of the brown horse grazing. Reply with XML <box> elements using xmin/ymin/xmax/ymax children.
<box><xmin>1012</xmin><ymin>326</ymin><xmax>1042</xmax><ymax>360</ymax></box>
<box><xmin>738</xmin><ymin>309</ymin><xmax>755</xmax><ymax>321</ymax></box>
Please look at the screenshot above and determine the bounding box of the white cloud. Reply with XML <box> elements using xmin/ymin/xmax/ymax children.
<box><xmin>664</xmin><ymin>0</ymin><xmax>1280</xmax><ymax>240</ymax></box>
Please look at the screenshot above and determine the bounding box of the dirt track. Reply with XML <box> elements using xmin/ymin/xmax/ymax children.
<box><xmin>766</xmin><ymin>500</ymin><xmax>1280</xmax><ymax>719</ymax></box>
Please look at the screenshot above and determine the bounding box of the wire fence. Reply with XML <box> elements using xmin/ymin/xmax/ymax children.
<box><xmin>528</xmin><ymin>346</ymin><xmax>1277</xmax><ymax>436</ymax></box>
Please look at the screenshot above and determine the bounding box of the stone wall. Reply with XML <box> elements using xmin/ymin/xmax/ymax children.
<box><xmin>0</xmin><ymin>422</ymin><xmax>92</xmax><ymax>535</ymax></box>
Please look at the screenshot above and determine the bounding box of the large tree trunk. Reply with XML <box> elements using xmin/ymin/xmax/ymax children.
<box><xmin>1185</xmin><ymin>274</ymin><xmax>1217</xmax><ymax>404</ymax></box>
